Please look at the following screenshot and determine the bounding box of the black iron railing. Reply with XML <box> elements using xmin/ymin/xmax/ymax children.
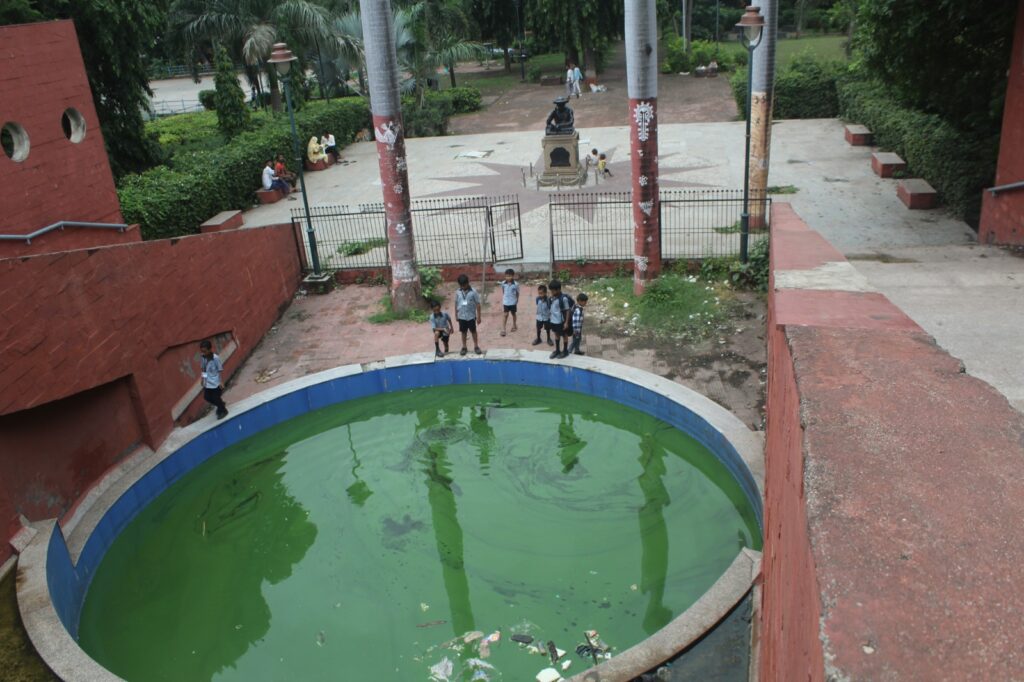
<box><xmin>292</xmin><ymin>195</ymin><xmax>523</xmax><ymax>271</ymax></box>
<box><xmin>549</xmin><ymin>189</ymin><xmax>771</xmax><ymax>263</ymax></box>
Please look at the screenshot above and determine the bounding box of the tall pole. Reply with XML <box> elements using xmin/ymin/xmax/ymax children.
<box><xmin>283</xmin><ymin>75</ymin><xmax>323</xmax><ymax>276</ymax></box>
<box><xmin>749</xmin><ymin>0</ymin><xmax>778</xmax><ymax>231</ymax></box>
<box><xmin>361</xmin><ymin>0</ymin><xmax>422</xmax><ymax>311</ymax></box>
<box><xmin>626</xmin><ymin>0</ymin><xmax>661</xmax><ymax>295</ymax></box>
<box><xmin>516</xmin><ymin>0</ymin><xmax>526</xmax><ymax>82</ymax></box>
<box><xmin>740</xmin><ymin>42</ymin><xmax>755</xmax><ymax>263</ymax></box>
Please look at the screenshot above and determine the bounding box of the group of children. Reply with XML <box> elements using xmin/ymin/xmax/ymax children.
<box><xmin>430</xmin><ymin>270</ymin><xmax>588</xmax><ymax>360</ymax></box>
<box><xmin>587</xmin><ymin>148</ymin><xmax>612</xmax><ymax>178</ymax></box>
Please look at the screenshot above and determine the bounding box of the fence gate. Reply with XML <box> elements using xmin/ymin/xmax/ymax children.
<box><xmin>292</xmin><ymin>194</ymin><xmax>523</xmax><ymax>272</ymax></box>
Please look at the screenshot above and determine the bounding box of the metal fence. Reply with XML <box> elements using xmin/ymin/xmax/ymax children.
<box><xmin>292</xmin><ymin>195</ymin><xmax>523</xmax><ymax>271</ymax></box>
<box><xmin>550</xmin><ymin>189</ymin><xmax>770</xmax><ymax>263</ymax></box>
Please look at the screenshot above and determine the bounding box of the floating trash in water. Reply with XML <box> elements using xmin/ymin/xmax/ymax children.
<box><xmin>417</xmin><ymin>620</ymin><xmax>447</xmax><ymax>628</ymax></box>
<box><xmin>464</xmin><ymin>631</ymin><xmax>484</xmax><ymax>643</ymax></box>
<box><xmin>561</xmin><ymin>659</ymin><xmax>572</xmax><ymax>671</ymax></box>
<box><xmin>535</xmin><ymin>668</ymin><xmax>563</xmax><ymax>682</ymax></box>
<box><xmin>420</xmin><ymin>602</ymin><xmax>430</xmax><ymax>612</ymax></box>
<box><xmin>511</xmin><ymin>634</ymin><xmax>534</xmax><ymax>645</ymax></box>
<box><xmin>316</xmin><ymin>631</ymin><xmax>326</xmax><ymax>647</ymax></box>
<box><xmin>429</xmin><ymin>657</ymin><xmax>454</xmax><ymax>681</ymax></box>
<box><xmin>630</xmin><ymin>583</ymin><xmax>638</xmax><ymax>591</ymax></box>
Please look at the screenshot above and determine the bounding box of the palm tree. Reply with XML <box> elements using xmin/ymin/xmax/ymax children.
<box><xmin>748</xmin><ymin>0</ymin><xmax>778</xmax><ymax>229</ymax></box>
<box><xmin>402</xmin><ymin>1</ymin><xmax>483</xmax><ymax>98</ymax></box>
<box><xmin>170</xmin><ymin>0</ymin><xmax>332</xmax><ymax>111</ymax></box>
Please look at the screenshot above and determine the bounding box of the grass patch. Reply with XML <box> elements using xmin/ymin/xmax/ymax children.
<box><xmin>714</xmin><ymin>220</ymin><xmax>742</xmax><ymax>234</ymax></box>
<box><xmin>368</xmin><ymin>294</ymin><xmax>429</xmax><ymax>324</ymax></box>
<box><xmin>338</xmin><ymin>238</ymin><xmax>388</xmax><ymax>256</ymax></box>
<box><xmin>719</xmin><ymin>34</ymin><xmax>847</xmax><ymax>68</ymax></box>
<box><xmin>767</xmin><ymin>184</ymin><xmax>799</xmax><ymax>194</ymax></box>
<box><xmin>454</xmin><ymin>70</ymin><xmax>522</xmax><ymax>96</ymax></box>
<box><xmin>587</xmin><ymin>274</ymin><xmax>737</xmax><ymax>341</ymax></box>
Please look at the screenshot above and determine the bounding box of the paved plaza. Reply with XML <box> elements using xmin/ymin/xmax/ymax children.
<box><xmin>232</xmin><ymin>116</ymin><xmax>1024</xmax><ymax>416</ymax></box>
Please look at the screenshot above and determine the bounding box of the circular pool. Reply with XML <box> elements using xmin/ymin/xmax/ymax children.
<box><xmin>18</xmin><ymin>354</ymin><xmax>763</xmax><ymax>682</ymax></box>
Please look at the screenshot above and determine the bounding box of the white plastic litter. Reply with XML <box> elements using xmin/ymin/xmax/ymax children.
<box><xmin>536</xmin><ymin>668</ymin><xmax>563</xmax><ymax>682</ymax></box>
<box><xmin>429</xmin><ymin>657</ymin><xmax>454</xmax><ymax>681</ymax></box>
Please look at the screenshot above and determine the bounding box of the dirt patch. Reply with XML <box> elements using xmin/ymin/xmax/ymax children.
<box><xmin>449</xmin><ymin>42</ymin><xmax>739</xmax><ymax>135</ymax></box>
<box><xmin>0</xmin><ymin>570</ymin><xmax>56</xmax><ymax>681</ymax></box>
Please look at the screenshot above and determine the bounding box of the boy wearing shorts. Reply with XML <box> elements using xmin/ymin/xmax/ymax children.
<box><xmin>532</xmin><ymin>283</ymin><xmax>553</xmax><ymax>346</ymax></box>
<box><xmin>547</xmin><ymin>280</ymin><xmax>574</xmax><ymax>359</ymax></box>
<box><xmin>500</xmin><ymin>268</ymin><xmax>519</xmax><ymax>337</ymax></box>
<box><xmin>429</xmin><ymin>300</ymin><xmax>453</xmax><ymax>357</ymax></box>
<box><xmin>455</xmin><ymin>274</ymin><xmax>483</xmax><ymax>355</ymax></box>
<box><xmin>565</xmin><ymin>292</ymin><xmax>588</xmax><ymax>357</ymax></box>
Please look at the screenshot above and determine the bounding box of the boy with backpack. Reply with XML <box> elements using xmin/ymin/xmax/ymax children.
<box><xmin>565</xmin><ymin>293</ymin><xmax>588</xmax><ymax>357</ymax></box>
<box><xmin>546</xmin><ymin>280</ymin><xmax>574</xmax><ymax>359</ymax></box>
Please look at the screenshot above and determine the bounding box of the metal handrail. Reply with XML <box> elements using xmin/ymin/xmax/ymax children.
<box><xmin>0</xmin><ymin>221</ymin><xmax>128</xmax><ymax>245</ymax></box>
<box><xmin>987</xmin><ymin>180</ymin><xmax>1024</xmax><ymax>196</ymax></box>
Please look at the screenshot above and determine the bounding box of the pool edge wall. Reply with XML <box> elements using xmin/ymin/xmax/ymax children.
<box><xmin>18</xmin><ymin>351</ymin><xmax>764</xmax><ymax>682</ymax></box>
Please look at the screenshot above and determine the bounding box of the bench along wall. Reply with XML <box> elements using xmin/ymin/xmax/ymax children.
<box><xmin>762</xmin><ymin>204</ymin><xmax>1024</xmax><ymax>680</ymax></box>
<box><xmin>0</xmin><ymin>224</ymin><xmax>302</xmax><ymax>566</ymax></box>
<box><xmin>980</xmin><ymin>0</ymin><xmax>1024</xmax><ymax>245</ymax></box>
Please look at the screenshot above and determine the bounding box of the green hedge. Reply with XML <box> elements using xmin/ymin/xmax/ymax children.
<box><xmin>731</xmin><ymin>54</ymin><xmax>845</xmax><ymax>119</ymax></box>
<box><xmin>198</xmin><ymin>89</ymin><xmax>216</xmax><ymax>111</ymax></box>
<box><xmin>837</xmin><ymin>79</ymin><xmax>998</xmax><ymax>223</ymax></box>
<box><xmin>120</xmin><ymin>99</ymin><xmax>371</xmax><ymax>239</ymax></box>
<box><xmin>661</xmin><ymin>39</ymin><xmax>747</xmax><ymax>74</ymax></box>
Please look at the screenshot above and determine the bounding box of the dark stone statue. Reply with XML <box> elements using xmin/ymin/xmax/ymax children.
<box><xmin>545</xmin><ymin>97</ymin><xmax>575</xmax><ymax>135</ymax></box>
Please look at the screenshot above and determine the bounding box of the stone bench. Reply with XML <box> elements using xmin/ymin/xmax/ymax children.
<box><xmin>871</xmin><ymin>152</ymin><xmax>906</xmax><ymax>178</ymax></box>
<box><xmin>897</xmin><ymin>178</ymin><xmax>938</xmax><ymax>209</ymax></box>
<box><xmin>844</xmin><ymin>124</ymin><xmax>873</xmax><ymax>146</ymax></box>
<box><xmin>304</xmin><ymin>156</ymin><xmax>336</xmax><ymax>172</ymax></box>
<box><xmin>540</xmin><ymin>74</ymin><xmax>563</xmax><ymax>86</ymax></box>
<box><xmin>256</xmin><ymin>188</ymin><xmax>284</xmax><ymax>204</ymax></box>
<box><xmin>199</xmin><ymin>210</ymin><xmax>244</xmax><ymax>233</ymax></box>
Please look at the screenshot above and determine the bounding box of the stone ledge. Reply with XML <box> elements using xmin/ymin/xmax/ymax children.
<box><xmin>844</xmin><ymin>124</ymin><xmax>873</xmax><ymax>146</ymax></box>
<box><xmin>897</xmin><ymin>178</ymin><xmax>937</xmax><ymax>209</ymax></box>
<box><xmin>871</xmin><ymin>152</ymin><xmax>906</xmax><ymax>178</ymax></box>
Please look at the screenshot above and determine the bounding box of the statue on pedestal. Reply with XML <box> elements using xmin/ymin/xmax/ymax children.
<box><xmin>545</xmin><ymin>97</ymin><xmax>575</xmax><ymax>135</ymax></box>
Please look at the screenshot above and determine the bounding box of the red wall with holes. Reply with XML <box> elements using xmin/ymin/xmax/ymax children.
<box><xmin>980</xmin><ymin>0</ymin><xmax>1024</xmax><ymax>244</ymax></box>
<box><xmin>0</xmin><ymin>224</ymin><xmax>301</xmax><ymax>564</ymax></box>
<box><xmin>0</xmin><ymin>20</ymin><xmax>123</xmax><ymax>234</ymax></box>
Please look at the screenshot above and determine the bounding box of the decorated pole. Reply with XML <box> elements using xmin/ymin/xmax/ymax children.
<box><xmin>748</xmin><ymin>0</ymin><xmax>777</xmax><ymax>230</ymax></box>
<box><xmin>625</xmin><ymin>0</ymin><xmax>661</xmax><ymax>295</ymax></box>
<box><xmin>360</xmin><ymin>0</ymin><xmax>421</xmax><ymax>311</ymax></box>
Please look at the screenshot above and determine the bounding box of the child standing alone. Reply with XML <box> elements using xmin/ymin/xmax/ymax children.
<box><xmin>532</xmin><ymin>283</ymin><xmax>553</xmax><ymax>346</ymax></box>
<box><xmin>429</xmin><ymin>300</ymin><xmax>453</xmax><ymax>357</ymax></box>
<box><xmin>500</xmin><ymin>268</ymin><xmax>519</xmax><ymax>337</ymax></box>
<box><xmin>198</xmin><ymin>340</ymin><xmax>228</xmax><ymax>419</ymax></box>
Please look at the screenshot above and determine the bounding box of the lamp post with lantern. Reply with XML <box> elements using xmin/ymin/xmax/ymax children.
<box><xmin>736</xmin><ymin>6</ymin><xmax>765</xmax><ymax>264</ymax></box>
<box><xmin>268</xmin><ymin>42</ymin><xmax>324</xmax><ymax>278</ymax></box>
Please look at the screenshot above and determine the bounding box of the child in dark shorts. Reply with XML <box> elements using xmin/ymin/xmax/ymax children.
<box><xmin>429</xmin><ymin>300</ymin><xmax>453</xmax><ymax>357</ymax></box>
<box><xmin>454</xmin><ymin>274</ymin><xmax>483</xmax><ymax>355</ymax></box>
<box><xmin>532</xmin><ymin>283</ymin><xmax>553</xmax><ymax>346</ymax></box>
<box><xmin>500</xmin><ymin>268</ymin><xmax>519</xmax><ymax>337</ymax></box>
<box><xmin>547</xmin><ymin>280</ymin><xmax>574</xmax><ymax>359</ymax></box>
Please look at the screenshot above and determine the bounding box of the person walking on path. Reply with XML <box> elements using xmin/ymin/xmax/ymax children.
<box><xmin>500</xmin><ymin>268</ymin><xmax>520</xmax><ymax>337</ymax></box>
<box><xmin>199</xmin><ymin>340</ymin><xmax>229</xmax><ymax>419</ymax></box>
<box><xmin>572</xmin><ymin>64</ymin><xmax>583</xmax><ymax>98</ymax></box>
<box><xmin>565</xmin><ymin>63</ymin><xmax>575</xmax><ymax>99</ymax></box>
<box><xmin>455</xmin><ymin>274</ymin><xmax>483</xmax><ymax>356</ymax></box>
<box><xmin>565</xmin><ymin>293</ymin><xmax>588</xmax><ymax>357</ymax></box>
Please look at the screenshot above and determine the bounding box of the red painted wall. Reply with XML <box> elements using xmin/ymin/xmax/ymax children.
<box><xmin>760</xmin><ymin>229</ymin><xmax>826</xmax><ymax>682</ymax></box>
<box><xmin>0</xmin><ymin>21</ymin><xmax>124</xmax><ymax>235</ymax></box>
<box><xmin>980</xmin><ymin>0</ymin><xmax>1024</xmax><ymax>244</ymax></box>
<box><xmin>0</xmin><ymin>224</ymin><xmax>301</xmax><ymax>563</ymax></box>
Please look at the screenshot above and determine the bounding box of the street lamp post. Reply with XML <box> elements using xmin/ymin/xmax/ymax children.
<box><xmin>269</xmin><ymin>42</ymin><xmax>324</xmax><ymax>277</ymax></box>
<box><xmin>514</xmin><ymin>0</ymin><xmax>526</xmax><ymax>82</ymax></box>
<box><xmin>736</xmin><ymin>6</ymin><xmax>764</xmax><ymax>264</ymax></box>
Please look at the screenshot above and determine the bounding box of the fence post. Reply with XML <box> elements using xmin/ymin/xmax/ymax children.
<box><xmin>548</xmin><ymin>197</ymin><xmax>555</xmax><ymax>278</ymax></box>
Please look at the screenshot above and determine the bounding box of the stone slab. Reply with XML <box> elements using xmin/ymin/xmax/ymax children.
<box><xmin>870</xmin><ymin>152</ymin><xmax>906</xmax><ymax>178</ymax></box>
<box><xmin>199</xmin><ymin>209</ymin><xmax>243</xmax><ymax>233</ymax></box>
<box><xmin>256</xmin><ymin>188</ymin><xmax>283</xmax><ymax>204</ymax></box>
<box><xmin>774</xmin><ymin>289</ymin><xmax>921</xmax><ymax>332</ymax></box>
<box><xmin>844</xmin><ymin>124</ymin><xmax>873</xmax><ymax>146</ymax></box>
<box><xmin>897</xmin><ymin>178</ymin><xmax>937</xmax><ymax>209</ymax></box>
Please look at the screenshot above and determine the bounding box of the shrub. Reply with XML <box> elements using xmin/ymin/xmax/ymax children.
<box><xmin>418</xmin><ymin>266</ymin><xmax>442</xmax><ymax>301</ymax></box>
<box><xmin>119</xmin><ymin>98</ymin><xmax>372</xmax><ymax>239</ymax></box>
<box><xmin>212</xmin><ymin>47</ymin><xmax>250</xmax><ymax>140</ymax></box>
<box><xmin>732</xmin><ymin>53</ymin><xmax>845</xmax><ymax>119</ymax></box>
<box><xmin>198</xmin><ymin>89</ymin><xmax>216</xmax><ymax>111</ymax></box>
<box><xmin>443</xmin><ymin>86</ymin><xmax>483</xmax><ymax>113</ymax></box>
<box><xmin>837</xmin><ymin>79</ymin><xmax>999</xmax><ymax>224</ymax></box>
<box><xmin>662</xmin><ymin>39</ymin><xmax>745</xmax><ymax>74</ymax></box>
<box><xmin>527</xmin><ymin>64</ymin><xmax>544</xmax><ymax>82</ymax></box>
<box><xmin>404</xmin><ymin>94</ymin><xmax>454</xmax><ymax>137</ymax></box>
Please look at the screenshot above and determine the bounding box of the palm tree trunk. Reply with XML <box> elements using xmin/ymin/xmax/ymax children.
<box><xmin>360</xmin><ymin>0</ymin><xmax>422</xmax><ymax>311</ymax></box>
<box><xmin>448</xmin><ymin>62</ymin><xmax>457</xmax><ymax>88</ymax></box>
<box><xmin>625</xmin><ymin>0</ymin><xmax>661</xmax><ymax>295</ymax></box>
<box><xmin>502</xmin><ymin>42</ymin><xmax>511</xmax><ymax>73</ymax></box>
<box><xmin>749</xmin><ymin>0</ymin><xmax>778</xmax><ymax>231</ymax></box>
<box><xmin>267</xmin><ymin>67</ymin><xmax>283</xmax><ymax>112</ymax></box>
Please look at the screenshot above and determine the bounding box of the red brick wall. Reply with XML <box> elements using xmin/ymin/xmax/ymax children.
<box><xmin>0</xmin><ymin>20</ymin><xmax>123</xmax><ymax>235</ymax></box>
<box><xmin>0</xmin><ymin>224</ymin><xmax>301</xmax><ymax>563</ymax></box>
<box><xmin>760</xmin><ymin>230</ymin><xmax>826</xmax><ymax>682</ymax></box>
<box><xmin>980</xmin><ymin>0</ymin><xmax>1024</xmax><ymax>245</ymax></box>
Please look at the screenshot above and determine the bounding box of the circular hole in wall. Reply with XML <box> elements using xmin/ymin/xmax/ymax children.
<box><xmin>1</xmin><ymin>121</ymin><xmax>30</xmax><ymax>162</ymax></box>
<box><xmin>61</xmin><ymin>108</ymin><xmax>87</xmax><ymax>143</ymax></box>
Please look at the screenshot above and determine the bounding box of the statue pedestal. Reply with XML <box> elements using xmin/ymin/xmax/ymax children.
<box><xmin>539</xmin><ymin>132</ymin><xmax>585</xmax><ymax>187</ymax></box>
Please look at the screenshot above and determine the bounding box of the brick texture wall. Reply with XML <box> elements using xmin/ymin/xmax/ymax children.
<box><xmin>980</xmin><ymin>0</ymin><xmax>1024</xmax><ymax>245</ymax></box>
<box><xmin>0</xmin><ymin>20</ymin><xmax>123</xmax><ymax>235</ymax></box>
<box><xmin>0</xmin><ymin>224</ymin><xmax>301</xmax><ymax>564</ymax></box>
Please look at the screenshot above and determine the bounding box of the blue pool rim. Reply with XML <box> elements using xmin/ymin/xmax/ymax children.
<box><xmin>20</xmin><ymin>352</ymin><xmax>764</xmax><ymax>682</ymax></box>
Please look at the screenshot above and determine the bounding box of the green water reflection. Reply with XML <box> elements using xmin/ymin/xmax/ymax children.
<box><xmin>78</xmin><ymin>385</ymin><xmax>760</xmax><ymax>681</ymax></box>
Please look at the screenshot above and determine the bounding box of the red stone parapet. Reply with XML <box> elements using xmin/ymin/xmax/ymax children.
<box><xmin>844</xmin><ymin>124</ymin><xmax>873</xmax><ymax>146</ymax></box>
<box><xmin>897</xmin><ymin>178</ymin><xmax>938</xmax><ymax>209</ymax></box>
<box><xmin>199</xmin><ymin>210</ymin><xmax>243</xmax><ymax>233</ymax></box>
<box><xmin>871</xmin><ymin>151</ymin><xmax>906</xmax><ymax>178</ymax></box>
<box><xmin>257</xmin><ymin>188</ymin><xmax>284</xmax><ymax>204</ymax></box>
<box><xmin>303</xmin><ymin>156</ymin><xmax>335</xmax><ymax>172</ymax></box>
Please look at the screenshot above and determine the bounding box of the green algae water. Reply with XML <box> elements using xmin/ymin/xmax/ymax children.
<box><xmin>78</xmin><ymin>385</ymin><xmax>760</xmax><ymax>681</ymax></box>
